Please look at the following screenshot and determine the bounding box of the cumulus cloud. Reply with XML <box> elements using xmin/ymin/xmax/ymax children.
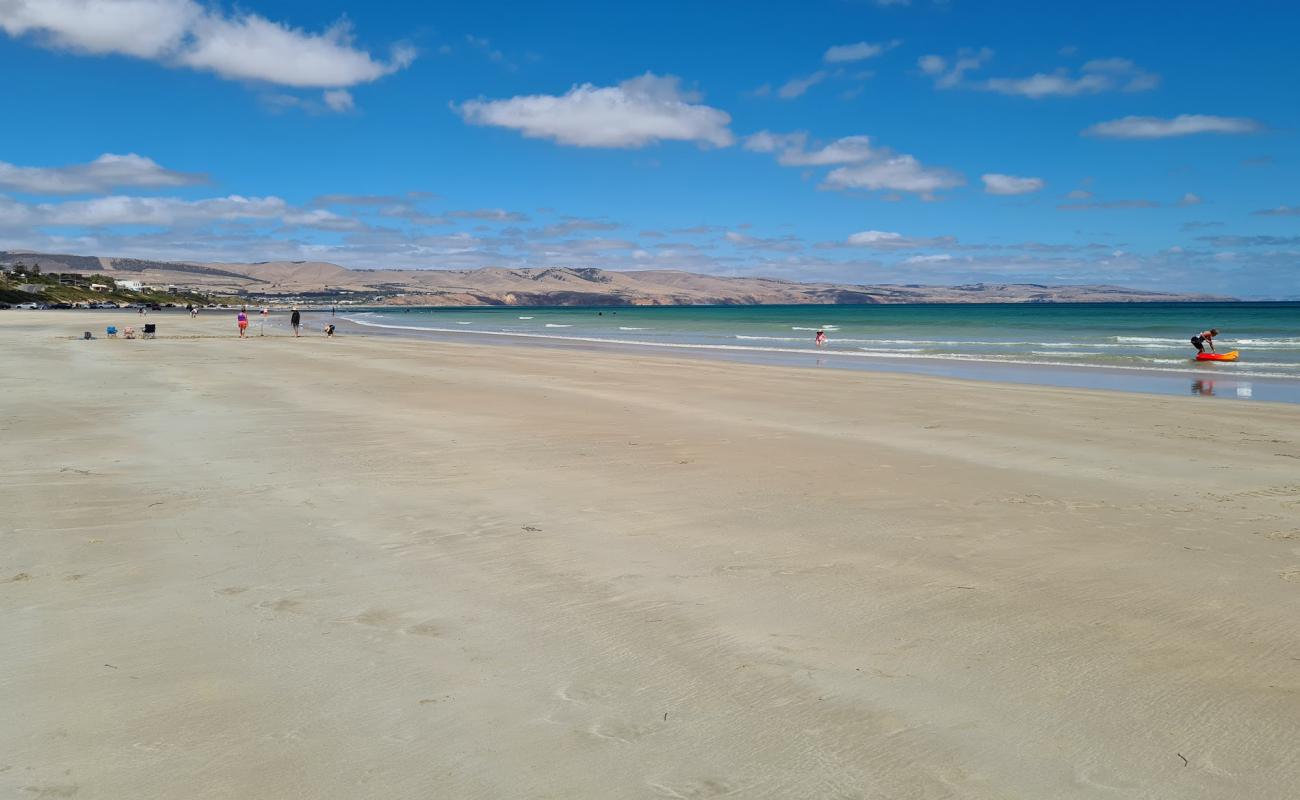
<box><xmin>1082</xmin><ymin>115</ymin><xmax>1262</xmax><ymax>139</ymax></box>
<box><xmin>0</xmin><ymin>153</ymin><xmax>206</xmax><ymax>194</ymax></box>
<box><xmin>1177</xmin><ymin>192</ymin><xmax>1203</xmax><ymax>207</ymax></box>
<box><xmin>823</xmin><ymin>40</ymin><xmax>900</xmax><ymax>63</ymax></box>
<box><xmin>0</xmin><ymin>0</ymin><xmax>414</xmax><ymax>88</ymax></box>
<box><xmin>743</xmin><ymin>132</ymin><xmax>877</xmax><ymax>165</ymax></box>
<box><xmin>456</xmin><ymin>73</ymin><xmax>734</xmax><ymax>148</ymax></box>
<box><xmin>748</xmin><ymin>130</ymin><xmax>961</xmax><ymax>197</ymax></box>
<box><xmin>981</xmin><ymin>173</ymin><xmax>1045</xmax><ymax>195</ymax></box>
<box><xmin>824</xmin><ymin>155</ymin><xmax>964</xmax><ymax>195</ymax></box>
<box><xmin>777</xmin><ymin>71</ymin><xmax>828</xmax><ymax>99</ymax></box>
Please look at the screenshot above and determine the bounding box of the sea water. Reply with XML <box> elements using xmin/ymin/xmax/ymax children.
<box><xmin>344</xmin><ymin>302</ymin><xmax>1300</xmax><ymax>403</ymax></box>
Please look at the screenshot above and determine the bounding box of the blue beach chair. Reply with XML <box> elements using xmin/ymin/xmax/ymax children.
<box><xmin>107</xmin><ymin>326</ymin><xmax>118</xmax><ymax>338</ymax></box>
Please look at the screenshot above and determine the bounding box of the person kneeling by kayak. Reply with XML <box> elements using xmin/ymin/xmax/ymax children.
<box><xmin>1191</xmin><ymin>328</ymin><xmax>1219</xmax><ymax>354</ymax></box>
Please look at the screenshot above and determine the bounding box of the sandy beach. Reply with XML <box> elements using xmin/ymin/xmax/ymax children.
<box><xmin>3</xmin><ymin>310</ymin><xmax>1298</xmax><ymax>799</ymax></box>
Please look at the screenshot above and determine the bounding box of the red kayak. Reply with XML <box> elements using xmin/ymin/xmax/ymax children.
<box><xmin>1195</xmin><ymin>350</ymin><xmax>1239</xmax><ymax>362</ymax></box>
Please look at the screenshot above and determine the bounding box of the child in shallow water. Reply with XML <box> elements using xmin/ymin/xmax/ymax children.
<box><xmin>815</xmin><ymin>330</ymin><xmax>827</xmax><ymax>347</ymax></box>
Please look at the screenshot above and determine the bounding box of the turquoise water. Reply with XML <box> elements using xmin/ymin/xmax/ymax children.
<box><xmin>344</xmin><ymin>303</ymin><xmax>1300</xmax><ymax>402</ymax></box>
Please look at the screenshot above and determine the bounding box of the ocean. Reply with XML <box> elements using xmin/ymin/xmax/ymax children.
<box><xmin>343</xmin><ymin>302</ymin><xmax>1300</xmax><ymax>403</ymax></box>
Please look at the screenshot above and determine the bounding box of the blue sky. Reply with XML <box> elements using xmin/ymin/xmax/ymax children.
<box><xmin>1</xmin><ymin>0</ymin><xmax>1297</xmax><ymax>296</ymax></box>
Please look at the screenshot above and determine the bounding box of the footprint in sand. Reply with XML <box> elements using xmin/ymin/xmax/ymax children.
<box><xmin>588</xmin><ymin>719</ymin><xmax>666</xmax><ymax>744</ymax></box>
<box><xmin>1279</xmin><ymin>568</ymin><xmax>1300</xmax><ymax>583</ymax></box>
<box><xmin>646</xmin><ymin>777</ymin><xmax>744</xmax><ymax>798</ymax></box>
<box><xmin>256</xmin><ymin>597</ymin><xmax>301</xmax><ymax>612</ymax></box>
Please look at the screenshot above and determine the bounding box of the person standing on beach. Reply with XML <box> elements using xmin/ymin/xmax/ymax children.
<box><xmin>1190</xmin><ymin>328</ymin><xmax>1219</xmax><ymax>354</ymax></box>
<box><xmin>237</xmin><ymin>309</ymin><xmax>249</xmax><ymax>338</ymax></box>
<box><xmin>291</xmin><ymin>308</ymin><xmax>302</xmax><ymax>338</ymax></box>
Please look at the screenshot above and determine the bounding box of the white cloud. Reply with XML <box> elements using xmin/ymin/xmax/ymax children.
<box><xmin>1178</xmin><ymin>192</ymin><xmax>1203</xmax><ymax>207</ymax></box>
<box><xmin>456</xmin><ymin>73</ymin><xmax>734</xmax><ymax>149</ymax></box>
<box><xmin>1082</xmin><ymin>114</ymin><xmax>1263</xmax><ymax>139</ymax></box>
<box><xmin>0</xmin><ymin>0</ymin><xmax>196</xmax><ymax>58</ymax></box>
<box><xmin>824</xmin><ymin>155</ymin><xmax>964</xmax><ymax>195</ymax></box>
<box><xmin>777</xmin><ymin>71</ymin><xmax>828</xmax><ymax>99</ymax></box>
<box><xmin>0</xmin><ymin>0</ymin><xmax>414</xmax><ymax>88</ymax></box>
<box><xmin>918</xmin><ymin>48</ymin><xmax>992</xmax><ymax>89</ymax></box>
<box><xmin>1065</xmin><ymin>189</ymin><xmax>1092</xmax><ymax>200</ymax></box>
<box><xmin>847</xmin><ymin>230</ymin><xmax>906</xmax><ymax>246</ymax></box>
<box><xmin>179</xmin><ymin>14</ymin><xmax>414</xmax><ymax>88</ymax></box>
<box><xmin>0</xmin><ymin>153</ymin><xmax>205</xmax><ymax>194</ymax></box>
<box><xmin>844</xmin><ymin>230</ymin><xmax>956</xmax><ymax>249</ymax></box>
<box><xmin>921</xmin><ymin>49</ymin><xmax>1159</xmax><ymax>97</ymax></box>
<box><xmin>981</xmin><ymin>173</ymin><xmax>1045</xmax><ymax>195</ymax></box>
<box><xmin>0</xmin><ymin>192</ymin><xmax>361</xmax><ymax>230</ymax></box>
<box><xmin>748</xmin><ymin>131</ymin><xmax>961</xmax><ymax>197</ymax></box>
<box><xmin>323</xmin><ymin>89</ymin><xmax>354</xmax><ymax>112</ymax></box>
<box><xmin>984</xmin><ymin>59</ymin><xmax>1159</xmax><ymax>98</ymax></box>
<box><xmin>904</xmin><ymin>253</ymin><xmax>954</xmax><ymax>264</ymax></box>
<box><xmin>984</xmin><ymin>72</ymin><xmax>1111</xmax><ymax>98</ymax></box>
<box><xmin>744</xmin><ymin>132</ymin><xmax>877</xmax><ymax>165</ymax></box>
<box><xmin>823</xmin><ymin>40</ymin><xmax>899</xmax><ymax>63</ymax></box>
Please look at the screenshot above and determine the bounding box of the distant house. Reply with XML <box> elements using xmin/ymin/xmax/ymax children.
<box><xmin>116</xmin><ymin>279</ymin><xmax>144</xmax><ymax>291</ymax></box>
<box><xmin>58</xmin><ymin>273</ymin><xmax>86</xmax><ymax>286</ymax></box>
<box><xmin>89</xmin><ymin>283</ymin><xmax>110</xmax><ymax>292</ymax></box>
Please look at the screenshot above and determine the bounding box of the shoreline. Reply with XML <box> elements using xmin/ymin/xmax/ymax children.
<box><xmin>336</xmin><ymin>312</ymin><xmax>1300</xmax><ymax>404</ymax></box>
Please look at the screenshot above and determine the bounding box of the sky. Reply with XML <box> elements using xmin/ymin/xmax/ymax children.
<box><xmin>0</xmin><ymin>0</ymin><xmax>1297</xmax><ymax>297</ymax></box>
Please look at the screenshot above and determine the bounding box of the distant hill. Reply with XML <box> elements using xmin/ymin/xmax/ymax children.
<box><xmin>0</xmin><ymin>251</ymin><xmax>1235</xmax><ymax>305</ymax></box>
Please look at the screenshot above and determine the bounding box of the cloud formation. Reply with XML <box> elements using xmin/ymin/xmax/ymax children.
<box><xmin>457</xmin><ymin>73</ymin><xmax>734</xmax><ymax>148</ymax></box>
<box><xmin>0</xmin><ymin>0</ymin><xmax>414</xmax><ymax>88</ymax></box>
<box><xmin>744</xmin><ymin>132</ymin><xmax>877</xmax><ymax>166</ymax></box>
<box><xmin>823</xmin><ymin>40</ymin><xmax>899</xmax><ymax>63</ymax></box>
<box><xmin>1082</xmin><ymin>115</ymin><xmax>1262</xmax><ymax>139</ymax></box>
<box><xmin>843</xmin><ymin>230</ymin><xmax>957</xmax><ymax>249</ymax></box>
<box><xmin>921</xmin><ymin>50</ymin><xmax>1159</xmax><ymax>98</ymax></box>
<box><xmin>0</xmin><ymin>192</ymin><xmax>361</xmax><ymax>230</ymax></box>
<box><xmin>746</xmin><ymin>131</ymin><xmax>961</xmax><ymax>197</ymax></box>
<box><xmin>777</xmin><ymin>71</ymin><xmax>828</xmax><ymax>99</ymax></box>
<box><xmin>985</xmin><ymin>58</ymin><xmax>1159</xmax><ymax>98</ymax></box>
<box><xmin>918</xmin><ymin>48</ymin><xmax>992</xmax><ymax>89</ymax></box>
<box><xmin>0</xmin><ymin>153</ymin><xmax>206</xmax><ymax>194</ymax></box>
<box><xmin>824</xmin><ymin>156</ymin><xmax>964</xmax><ymax>195</ymax></box>
<box><xmin>981</xmin><ymin>173</ymin><xmax>1045</xmax><ymax>195</ymax></box>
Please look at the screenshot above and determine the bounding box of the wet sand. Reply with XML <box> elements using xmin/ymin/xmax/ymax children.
<box><xmin>3</xmin><ymin>310</ymin><xmax>1299</xmax><ymax>799</ymax></box>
